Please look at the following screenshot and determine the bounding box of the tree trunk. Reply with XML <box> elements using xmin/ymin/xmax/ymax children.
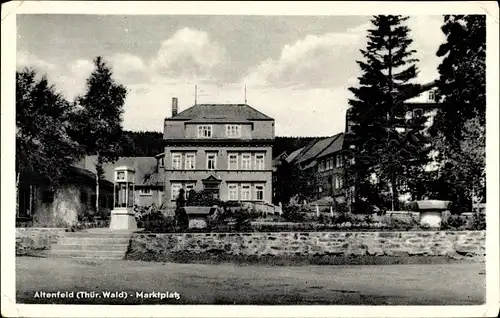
<box><xmin>95</xmin><ymin>153</ymin><xmax>100</xmax><ymax>216</ymax></box>
<box><xmin>471</xmin><ymin>185</ymin><xmax>477</xmax><ymax>216</ymax></box>
<box><xmin>16</xmin><ymin>172</ymin><xmax>20</xmax><ymax>216</ymax></box>
<box><xmin>29</xmin><ymin>185</ymin><xmax>33</xmax><ymax>216</ymax></box>
<box><xmin>391</xmin><ymin>173</ymin><xmax>398</xmax><ymax>211</ymax></box>
<box><xmin>96</xmin><ymin>170</ymin><xmax>100</xmax><ymax>215</ymax></box>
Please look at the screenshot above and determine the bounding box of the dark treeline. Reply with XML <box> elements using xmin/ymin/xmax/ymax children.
<box><xmin>119</xmin><ymin>131</ymin><xmax>319</xmax><ymax>158</ymax></box>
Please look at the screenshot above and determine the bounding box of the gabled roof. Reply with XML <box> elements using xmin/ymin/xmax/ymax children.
<box><xmin>272</xmin><ymin>151</ymin><xmax>288</xmax><ymax>167</ymax></box>
<box><xmin>316</xmin><ymin>133</ymin><xmax>344</xmax><ymax>159</ymax></box>
<box><xmin>286</xmin><ymin>147</ymin><xmax>305</xmax><ymax>163</ymax></box>
<box><xmin>81</xmin><ymin>156</ymin><xmax>162</xmax><ymax>186</ymax></box>
<box><xmin>202</xmin><ymin>175</ymin><xmax>222</xmax><ymax>182</ymax></box>
<box><xmin>168</xmin><ymin>104</ymin><xmax>273</xmax><ymax>121</ymax></box>
<box><xmin>285</xmin><ymin>133</ymin><xmax>345</xmax><ymax>166</ymax></box>
<box><xmin>295</xmin><ymin>136</ymin><xmax>338</xmax><ymax>164</ymax></box>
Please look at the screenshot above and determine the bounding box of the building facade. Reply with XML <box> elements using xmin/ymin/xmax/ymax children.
<box><xmin>16</xmin><ymin>167</ymin><xmax>114</xmax><ymax>226</ymax></box>
<box><xmin>284</xmin><ymin>133</ymin><xmax>346</xmax><ymax>206</ymax></box>
<box><xmin>162</xmin><ymin>98</ymin><xmax>275</xmax><ymax>207</ymax></box>
<box><xmin>79</xmin><ymin>155</ymin><xmax>165</xmax><ymax>207</ymax></box>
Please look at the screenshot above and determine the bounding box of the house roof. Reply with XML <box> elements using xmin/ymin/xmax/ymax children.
<box><xmin>272</xmin><ymin>151</ymin><xmax>288</xmax><ymax>167</ymax></box>
<box><xmin>316</xmin><ymin>133</ymin><xmax>344</xmax><ymax>159</ymax></box>
<box><xmin>168</xmin><ymin>104</ymin><xmax>274</xmax><ymax>121</ymax></box>
<box><xmin>81</xmin><ymin>156</ymin><xmax>162</xmax><ymax>186</ymax></box>
<box><xmin>295</xmin><ymin>136</ymin><xmax>338</xmax><ymax>164</ymax></box>
<box><xmin>285</xmin><ymin>132</ymin><xmax>345</xmax><ymax>166</ymax></box>
<box><xmin>285</xmin><ymin>147</ymin><xmax>304</xmax><ymax>163</ymax></box>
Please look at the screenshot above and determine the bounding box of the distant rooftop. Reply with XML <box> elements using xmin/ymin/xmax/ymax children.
<box><xmin>168</xmin><ymin>103</ymin><xmax>274</xmax><ymax>121</ymax></box>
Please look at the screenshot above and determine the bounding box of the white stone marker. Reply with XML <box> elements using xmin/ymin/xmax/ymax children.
<box><xmin>109</xmin><ymin>166</ymin><xmax>138</xmax><ymax>230</ymax></box>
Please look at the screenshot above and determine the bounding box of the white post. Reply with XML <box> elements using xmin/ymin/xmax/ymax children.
<box><xmin>330</xmin><ymin>205</ymin><xmax>334</xmax><ymax>218</ymax></box>
<box><xmin>316</xmin><ymin>204</ymin><xmax>320</xmax><ymax>218</ymax></box>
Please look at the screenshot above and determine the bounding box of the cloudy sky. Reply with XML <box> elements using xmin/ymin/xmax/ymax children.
<box><xmin>17</xmin><ymin>14</ymin><xmax>445</xmax><ymax>136</ymax></box>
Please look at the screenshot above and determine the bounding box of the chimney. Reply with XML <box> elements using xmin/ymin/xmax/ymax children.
<box><xmin>172</xmin><ymin>97</ymin><xmax>178</xmax><ymax>117</ymax></box>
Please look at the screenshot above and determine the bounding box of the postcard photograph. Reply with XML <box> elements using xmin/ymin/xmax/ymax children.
<box><xmin>1</xmin><ymin>1</ymin><xmax>499</xmax><ymax>317</ymax></box>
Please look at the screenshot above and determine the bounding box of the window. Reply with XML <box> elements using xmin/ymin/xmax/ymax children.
<box><xmin>335</xmin><ymin>176</ymin><xmax>343</xmax><ymax>189</ymax></box>
<box><xmin>255</xmin><ymin>185</ymin><xmax>264</xmax><ymax>201</ymax></box>
<box><xmin>329</xmin><ymin>157</ymin><xmax>334</xmax><ymax>170</ymax></box>
<box><xmin>428</xmin><ymin>90</ymin><xmax>436</xmax><ymax>102</ymax></box>
<box><xmin>240</xmin><ymin>184</ymin><xmax>251</xmax><ymax>200</ymax></box>
<box><xmin>228</xmin><ymin>153</ymin><xmax>238</xmax><ymax>170</ymax></box>
<box><xmin>413</xmin><ymin>108</ymin><xmax>424</xmax><ymax>118</ymax></box>
<box><xmin>241</xmin><ymin>153</ymin><xmax>252</xmax><ymax>170</ymax></box>
<box><xmin>206</xmin><ymin>153</ymin><xmax>217</xmax><ymax>170</ymax></box>
<box><xmin>140</xmin><ymin>188</ymin><xmax>152</xmax><ymax>196</ymax></box>
<box><xmin>42</xmin><ymin>190</ymin><xmax>54</xmax><ymax>203</ymax></box>
<box><xmin>228</xmin><ymin>184</ymin><xmax>238</xmax><ymax>200</ymax></box>
<box><xmin>197</xmin><ymin>125</ymin><xmax>212</xmax><ymax>138</ymax></box>
<box><xmin>99</xmin><ymin>196</ymin><xmax>106</xmax><ymax>208</ymax></box>
<box><xmin>185</xmin><ymin>153</ymin><xmax>196</xmax><ymax>170</ymax></box>
<box><xmin>172</xmin><ymin>153</ymin><xmax>182</xmax><ymax>170</ymax></box>
<box><xmin>255</xmin><ymin>154</ymin><xmax>265</xmax><ymax>170</ymax></box>
<box><xmin>349</xmin><ymin>186</ymin><xmax>356</xmax><ymax>203</ymax></box>
<box><xmin>80</xmin><ymin>191</ymin><xmax>88</xmax><ymax>205</ymax></box>
<box><xmin>171</xmin><ymin>183</ymin><xmax>182</xmax><ymax>200</ymax></box>
<box><xmin>226</xmin><ymin>125</ymin><xmax>241</xmax><ymax>137</ymax></box>
<box><xmin>335</xmin><ymin>155</ymin><xmax>343</xmax><ymax>168</ymax></box>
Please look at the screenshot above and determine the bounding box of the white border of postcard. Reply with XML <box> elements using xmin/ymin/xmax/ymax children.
<box><xmin>2</xmin><ymin>1</ymin><xmax>499</xmax><ymax>317</ymax></box>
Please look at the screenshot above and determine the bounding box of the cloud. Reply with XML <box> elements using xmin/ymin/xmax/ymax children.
<box><xmin>17</xmin><ymin>51</ymin><xmax>57</xmax><ymax>74</ymax></box>
<box><xmin>408</xmin><ymin>15</ymin><xmax>446</xmax><ymax>83</ymax></box>
<box><xmin>150</xmin><ymin>27</ymin><xmax>226</xmax><ymax>81</ymax></box>
<box><xmin>243</xmin><ymin>23</ymin><xmax>369</xmax><ymax>88</ymax></box>
<box><xmin>119</xmin><ymin>81</ymin><xmax>349</xmax><ymax>137</ymax></box>
<box><xmin>16</xmin><ymin>52</ymin><xmax>92</xmax><ymax>100</ymax></box>
<box><xmin>108</xmin><ymin>53</ymin><xmax>149</xmax><ymax>85</ymax></box>
<box><xmin>17</xmin><ymin>19</ymin><xmax>445</xmax><ymax>137</ymax></box>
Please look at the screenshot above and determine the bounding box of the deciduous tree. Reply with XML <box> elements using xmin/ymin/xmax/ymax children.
<box><xmin>71</xmin><ymin>57</ymin><xmax>127</xmax><ymax>214</ymax></box>
<box><xmin>430</xmin><ymin>15</ymin><xmax>486</xmax><ymax>212</ymax></box>
<box><xmin>16</xmin><ymin>68</ymin><xmax>83</xmax><ymax>213</ymax></box>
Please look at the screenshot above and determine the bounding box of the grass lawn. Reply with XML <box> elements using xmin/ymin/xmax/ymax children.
<box><xmin>16</xmin><ymin>256</ymin><xmax>485</xmax><ymax>305</ymax></box>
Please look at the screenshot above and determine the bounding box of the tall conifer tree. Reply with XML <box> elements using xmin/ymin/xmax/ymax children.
<box><xmin>345</xmin><ymin>15</ymin><xmax>429</xmax><ymax>211</ymax></box>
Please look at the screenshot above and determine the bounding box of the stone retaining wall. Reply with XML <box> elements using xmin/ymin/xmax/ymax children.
<box><xmin>127</xmin><ymin>231</ymin><xmax>485</xmax><ymax>260</ymax></box>
<box><xmin>16</xmin><ymin>228</ymin><xmax>65</xmax><ymax>255</ymax></box>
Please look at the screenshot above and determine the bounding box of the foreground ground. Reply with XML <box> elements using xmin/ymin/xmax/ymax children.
<box><xmin>16</xmin><ymin>256</ymin><xmax>485</xmax><ymax>305</ymax></box>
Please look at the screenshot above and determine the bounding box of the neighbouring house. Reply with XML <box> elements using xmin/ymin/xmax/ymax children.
<box><xmin>78</xmin><ymin>155</ymin><xmax>165</xmax><ymax>207</ymax></box>
<box><xmin>16</xmin><ymin>167</ymin><xmax>114</xmax><ymax>226</ymax></box>
<box><xmin>162</xmin><ymin>97</ymin><xmax>275</xmax><ymax>208</ymax></box>
<box><xmin>285</xmin><ymin>132</ymin><xmax>346</xmax><ymax>207</ymax></box>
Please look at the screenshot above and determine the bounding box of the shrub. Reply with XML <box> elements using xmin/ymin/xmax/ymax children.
<box><xmin>233</xmin><ymin>209</ymin><xmax>252</xmax><ymax>232</ymax></box>
<box><xmin>471</xmin><ymin>212</ymin><xmax>486</xmax><ymax>230</ymax></box>
<box><xmin>187</xmin><ymin>190</ymin><xmax>224</xmax><ymax>207</ymax></box>
<box><xmin>441</xmin><ymin>214</ymin><xmax>467</xmax><ymax>230</ymax></box>
<box><xmin>135</xmin><ymin>204</ymin><xmax>176</xmax><ymax>232</ymax></box>
<box><xmin>282</xmin><ymin>204</ymin><xmax>305</xmax><ymax>222</ymax></box>
<box><xmin>387</xmin><ymin>217</ymin><xmax>416</xmax><ymax>231</ymax></box>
